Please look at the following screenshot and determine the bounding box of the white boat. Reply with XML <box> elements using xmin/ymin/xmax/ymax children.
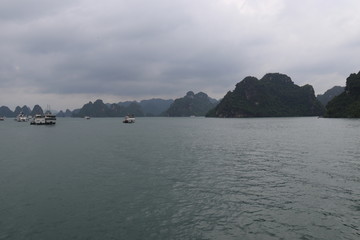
<box><xmin>0</xmin><ymin>117</ymin><xmax>4</xmax><ymax>121</ymax></box>
<box><xmin>30</xmin><ymin>111</ymin><xmax>56</xmax><ymax>125</ymax></box>
<box><xmin>85</xmin><ymin>116</ymin><xmax>91</xmax><ymax>120</ymax></box>
<box><xmin>45</xmin><ymin>110</ymin><xmax>56</xmax><ymax>125</ymax></box>
<box><xmin>123</xmin><ymin>115</ymin><xmax>135</xmax><ymax>123</ymax></box>
<box><xmin>31</xmin><ymin>114</ymin><xmax>45</xmax><ymax>125</ymax></box>
<box><xmin>15</xmin><ymin>112</ymin><xmax>28</xmax><ymax>122</ymax></box>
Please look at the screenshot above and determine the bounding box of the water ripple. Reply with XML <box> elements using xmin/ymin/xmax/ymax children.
<box><xmin>0</xmin><ymin>117</ymin><xmax>359</xmax><ymax>239</ymax></box>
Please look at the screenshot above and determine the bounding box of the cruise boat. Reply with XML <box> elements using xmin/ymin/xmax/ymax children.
<box><xmin>31</xmin><ymin>114</ymin><xmax>45</xmax><ymax>125</ymax></box>
<box><xmin>30</xmin><ymin>111</ymin><xmax>56</xmax><ymax>125</ymax></box>
<box><xmin>15</xmin><ymin>112</ymin><xmax>28</xmax><ymax>122</ymax></box>
<box><xmin>45</xmin><ymin>111</ymin><xmax>56</xmax><ymax>124</ymax></box>
<box><xmin>123</xmin><ymin>115</ymin><xmax>135</xmax><ymax>123</ymax></box>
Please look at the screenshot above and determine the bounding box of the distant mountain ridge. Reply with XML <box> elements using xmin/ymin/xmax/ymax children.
<box><xmin>0</xmin><ymin>98</ymin><xmax>175</xmax><ymax>118</ymax></box>
<box><xmin>165</xmin><ymin>91</ymin><xmax>219</xmax><ymax>117</ymax></box>
<box><xmin>6</xmin><ymin>76</ymin><xmax>354</xmax><ymax>118</ymax></box>
<box><xmin>118</xmin><ymin>99</ymin><xmax>174</xmax><ymax>116</ymax></box>
<box><xmin>56</xmin><ymin>109</ymin><xmax>73</xmax><ymax>117</ymax></box>
<box><xmin>317</xmin><ymin>86</ymin><xmax>345</xmax><ymax>106</ymax></box>
<box><xmin>14</xmin><ymin>106</ymin><xmax>31</xmax><ymax>116</ymax></box>
<box><xmin>73</xmin><ymin>94</ymin><xmax>216</xmax><ymax>118</ymax></box>
<box><xmin>0</xmin><ymin>105</ymin><xmax>55</xmax><ymax>118</ymax></box>
<box><xmin>0</xmin><ymin>106</ymin><xmax>16</xmax><ymax>117</ymax></box>
<box><xmin>72</xmin><ymin>99</ymin><xmax>144</xmax><ymax>118</ymax></box>
<box><xmin>72</xmin><ymin>98</ymin><xmax>174</xmax><ymax>118</ymax></box>
<box><xmin>31</xmin><ymin>105</ymin><xmax>44</xmax><ymax>116</ymax></box>
<box><xmin>207</xmin><ymin>73</ymin><xmax>324</xmax><ymax>117</ymax></box>
<box><xmin>0</xmin><ymin>105</ymin><xmax>43</xmax><ymax>118</ymax></box>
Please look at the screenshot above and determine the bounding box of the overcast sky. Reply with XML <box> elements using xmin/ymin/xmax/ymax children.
<box><xmin>1</xmin><ymin>0</ymin><xmax>360</xmax><ymax>110</ymax></box>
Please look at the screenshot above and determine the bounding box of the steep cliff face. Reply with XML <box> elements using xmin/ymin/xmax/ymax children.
<box><xmin>325</xmin><ymin>71</ymin><xmax>360</xmax><ymax>118</ymax></box>
<box><xmin>207</xmin><ymin>73</ymin><xmax>324</xmax><ymax>118</ymax></box>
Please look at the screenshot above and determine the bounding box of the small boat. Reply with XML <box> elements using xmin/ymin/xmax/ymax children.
<box><xmin>30</xmin><ymin>111</ymin><xmax>56</xmax><ymax>125</ymax></box>
<box><xmin>0</xmin><ymin>117</ymin><xmax>4</xmax><ymax>121</ymax></box>
<box><xmin>15</xmin><ymin>112</ymin><xmax>28</xmax><ymax>122</ymax></box>
<box><xmin>123</xmin><ymin>115</ymin><xmax>135</xmax><ymax>123</ymax></box>
<box><xmin>85</xmin><ymin>116</ymin><xmax>91</xmax><ymax>120</ymax></box>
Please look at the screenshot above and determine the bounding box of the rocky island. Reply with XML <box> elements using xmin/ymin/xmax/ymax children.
<box><xmin>206</xmin><ymin>73</ymin><xmax>324</xmax><ymax>117</ymax></box>
<box><xmin>325</xmin><ymin>71</ymin><xmax>360</xmax><ymax>118</ymax></box>
<box><xmin>165</xmin><ymin>91</ymin><xmax>218</xmax><ymax>117</ymax></box>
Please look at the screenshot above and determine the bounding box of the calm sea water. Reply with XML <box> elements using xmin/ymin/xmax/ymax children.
<box><xmin>0</xmin><ymin>117</ymin><xmax>359</xmax><ymax>240</ymax></box>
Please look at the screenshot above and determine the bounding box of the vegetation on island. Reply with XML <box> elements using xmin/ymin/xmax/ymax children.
<box><xmin>206</xmin><ymin>73</ymin><xmax>325</xmax><ymax>117</ymax></box>
<box><xmin>72</xmin><ymin>99</ymin><xmax>144</xmax><ymax>118</ymax></box>
<box><xmin>325</xmin><ymin>72</ymin><xmax>360</xmax><ymax>118</ymax></box>
<box><xmin>164</xmin><ymin>91</ymin><xmax>218</xmax><ymax>117</ymax></box>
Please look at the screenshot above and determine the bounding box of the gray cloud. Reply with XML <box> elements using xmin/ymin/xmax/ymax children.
<box><xmin>1</xmin><ymin>0</ymin><xmax>360</xmax><ymax>110</ymax></box>
<box><xmin>0</xmin><ymin>0</ymin><xmax>78</xmax><ymax>22</ymax></box>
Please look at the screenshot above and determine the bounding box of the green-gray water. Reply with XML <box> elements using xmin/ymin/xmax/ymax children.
<box><xmin>0</xmin><ymin>117</ymin><xmax>359</xmax><ymax>239</ymax></box>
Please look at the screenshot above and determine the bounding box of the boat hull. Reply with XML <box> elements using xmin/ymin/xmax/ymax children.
<box><xmin>123</xmin><ymin>115</ymin><xmax>135</xmax><ymax>123</ymax></box>
<box><xmin>30</xmin><ymin>121</ymin><xmax>56</xmax><ymax>125</ymax></box>
<box><xmin>123</xmin><ymin>120</ymin><xmax>135</xmax><ymax>123</ymax></box>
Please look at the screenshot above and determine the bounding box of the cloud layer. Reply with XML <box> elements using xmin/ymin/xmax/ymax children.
<box><xmin>1</xmin><ymin>0</ymin><xmax>360</xmax><ymax>110</ymax></box>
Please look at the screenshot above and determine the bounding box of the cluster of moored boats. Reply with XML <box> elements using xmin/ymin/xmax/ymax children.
<box><xmin>11</xmin><ymin>111</ymin><xmax>57</xmax><ymax>125</ymax></box>
<box><xmin>1</xmin><ymin>112</ymin><xmax>136</xmax><ymax>124</ymax></box>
